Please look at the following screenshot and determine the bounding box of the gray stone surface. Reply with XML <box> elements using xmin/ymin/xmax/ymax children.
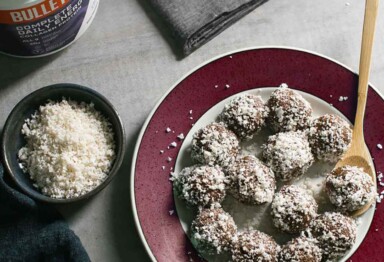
<box><xmin>0</xmin><ymin>0</ymin><xmax>383</xmax><ymax>261</ymax></box>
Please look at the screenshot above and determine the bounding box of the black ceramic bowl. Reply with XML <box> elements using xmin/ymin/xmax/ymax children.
<box><xmin>0</xmin><ymin>83</ymin><xmax>126</xmax><ymax>203</ymax></box>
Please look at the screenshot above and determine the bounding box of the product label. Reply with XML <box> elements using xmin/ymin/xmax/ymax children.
<box><xmin>0</xmin><ymin>0</ymin><xmax>90</xmax><ymax>56</ymax></box>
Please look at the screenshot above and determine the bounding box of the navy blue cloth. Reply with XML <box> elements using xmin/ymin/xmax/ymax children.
<box><xmin>0</xmin><ymin>163</ymin><xmax>90</xmax><ymax>262</ymax></box>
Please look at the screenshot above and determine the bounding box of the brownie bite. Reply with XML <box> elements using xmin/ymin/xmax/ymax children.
<box><xmin>267</xmin><ymin>85</ymin><xmax>312</xmax><ymax>133</ymax></box>
<box><xmin>191</xmin><ymin>206</ymin><xmax>237</xmax><ymax>255</ymax></box>
<box><xmin>220</xmin><ymin>94</ymin><xmax>269</xmax><ymax>140</ymax></box>
<box><xmin>231</xmin><ymin>229</ymin><xmax>279</xmax><ymax>262</ymax></box>
<box><xmin>308</xmin><ymin>114</ymin><xmax>352</xmax><ymax>162</ymax></box>
<box><xmin>262</xmin><ymin>131</ymin><xmax>314</xmax><ymax>181</ymax></box>
<box><xmin>325</xmin><ymin>165</ymin><xmax>376</xmax><ymax>212</ymax></box>
<box><xmin>271</xmin><ymin>185</ymin><xmax>318</xmax><ymax>234</ymax></box>
<box><xmin>278</xmin><ymin>236</ymin><xmax>322</xmax><ymax>262</ymax></box>
<box><xmin>173</xmin><ymin>165</ymin><xmax>228</xmax><ymax>207</ymax></box>
<box><xmin>308</xmin><ymin>212</ymin><xmax>357</xmax><ymax>261</ymax></box>
<box><xmin>227</xmin><ymin>155</ymin><xmax>276</xmax><ymax>205</ymax></box>
<box><xmin>191</xmin><ymin>122</ymin><xmax>240</xmax><ymax>169</ymax></box>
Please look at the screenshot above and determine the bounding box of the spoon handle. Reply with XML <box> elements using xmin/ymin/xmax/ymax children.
<box><xmin>354</xmin><ymin>0</ymin><xmax>379</xmax><ymax>137</ymax></box>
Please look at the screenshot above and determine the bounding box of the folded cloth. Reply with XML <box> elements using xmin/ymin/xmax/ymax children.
<box><xmin>147</xmin><ymin>0</ymin><xmax>268</xmax><ymax>55</ymax></box>
<box><xmin>0</xmin><ymin>163</ymin><xmax>90</xmax><ymax>262</ymax></box>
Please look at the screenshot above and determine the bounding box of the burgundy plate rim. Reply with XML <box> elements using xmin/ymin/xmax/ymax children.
<box><xmin>130</xmin><ymin>46</ymin><xmax>384</xmax><ymax>262</ymax></box>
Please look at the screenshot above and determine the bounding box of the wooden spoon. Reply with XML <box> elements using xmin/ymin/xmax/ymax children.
<box><xmin>335</xmin><ymin>0</ymin><xmax>379</xmax><ymax>217</ymax></box>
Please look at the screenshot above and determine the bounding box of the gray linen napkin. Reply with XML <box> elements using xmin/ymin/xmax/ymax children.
<box><xmin>147</xmin><ymin>0</ymin><xmax>268</xmax><ymax>56</ymax></box>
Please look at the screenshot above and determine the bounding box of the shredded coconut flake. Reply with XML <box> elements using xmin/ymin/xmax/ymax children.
<box><xmin>18</xmin><ymin>99</ymin><xmax>115</xmax><ymax>199</ymax></box>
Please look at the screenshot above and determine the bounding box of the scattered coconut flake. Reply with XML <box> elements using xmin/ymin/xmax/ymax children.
<box><xmin>225</xmin><ymin>84</ymin><xmax>230</xmax><ymax>89</ymax></box>
<box><xmin>377</xmin><ymin>144</ymin><xmax>383</xmax><ymax>150</ymax></box>
<box><xmin>162</xmin><ymin>166</ymin><xmax>165</xmax><ymax>170</ymax></box>
<box><xmin>170</xmin><ymin>142</ymin><xmax>177</xmax><ymax>148</ymax></box>
<box><xmin>169</xmin><ymin>210</ymin><xmax>174</xmax><ymax>215</ymax></box>
<box><xmin>280</xmin><ymin>83</ymin><xmax>288</xmax><ymax>88</ymax></box>
<box><xmin>160</xmin><ymin>150</ymin><xmax>164</xmax><ymax>154</ymax></box>
<box><xmin>166</xmin><ymin>127</ymin><xmax>171</xmax><ymax>133</ymax></box>
<box><xmin>167</xmin><ymin>157</ymin><xmax>172</xmax><ymax>162</ymax></box>
<box><xmin>169</xmin><ymin>172</ymin><xmax>176</xmax><ymax>181</ymax></box>
<box><xmin>229</xmin><ymin>56</ymin><xmax>233</xmax><ymax>59</ymax></box>
<box><xmin>215</xmin><ymin>85</ymin><xmax>218</xmax><ymax>88</ymax></box>
<box><xmin>189</xmin><ymin>110</ymin><xmax>193</xmax><ymax>115</ymax></box>
<box><xmin>355</xmin><ymin>217</ymin><xmax>362</xmax><ymax>226</ymax></box>
<box><xmin>177</xmin><ymin>133</ymin><xmax>185</xmax><ymax>140</ymax></box>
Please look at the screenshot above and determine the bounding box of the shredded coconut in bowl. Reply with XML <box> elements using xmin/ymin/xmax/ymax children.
<box><xmin>18</xmin><ymin>99</ymin><xmax>116</xmax><ymax>199</ymax></box>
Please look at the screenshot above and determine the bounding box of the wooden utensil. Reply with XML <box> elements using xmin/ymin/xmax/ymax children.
<box><xmin>335</xmin><ymin>0</ymin><xmax>379</xmax><ymax>217</ymax></box>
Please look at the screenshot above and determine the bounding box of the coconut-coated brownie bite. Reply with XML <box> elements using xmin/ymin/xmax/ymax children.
<box><xmin>262</xmin><ymin>131</ymin><xmax>314</xmax><ymax>181</ymax></box>
<box><xmin>227</xmin><ymin>155</ymin><xmax>276</xmax><ymax>205</ymax></box>
<box><xmin>220</xmin><ymin>94</ymin><xmax>269</xmax><ymax>140</ymax></box>
<box><xmin>271</xmin><ymin>185</ymin><xmax>318</xmax><ymax>234</ymax></box>
<box><xmin>231</xmin><ymin>229</ymin><xmax>279</xmax><ymax>262</ymax></box>
<box><xmin>267</xmin><ymin>84</ymin><xmax>312</xmax><ymax>133</ymax></box>
<box><xmin>172</xmin><ymin>165</ymin><xmax>228</xmax><ymax>207</ymax></box>
<box><xmin>325</xmin><ymin>165</ymin><xmax>376</xmax><ymax>212</ymax></box>
<box><xmin>278</xmin><ymin>236</ymin><xmax>322</xmax><ymax>262</ymax></box>
<box><xmin>308</xmin><ymin>114</ymin><xmax>352</xmax><ymax>162</ymax></box>
<box><xmin>308</xmin><ymin>212</ymin><xmax>357</xmax><ymax>261</ymax></box>
<box><xmin>190</xmin><ymin>206</ymin><xmax>237</xmax><ymax>255</ymax></box>
<box><xmin>191</xmin><ymin>122</ymin><xmax>240</xmax><ymax>169</ymax></box>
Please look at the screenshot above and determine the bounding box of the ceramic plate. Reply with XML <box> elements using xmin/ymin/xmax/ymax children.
<box><xmin>131</xmin><ymin>47</ymin><xmax>384</xmax><ymax>262</ymax></box>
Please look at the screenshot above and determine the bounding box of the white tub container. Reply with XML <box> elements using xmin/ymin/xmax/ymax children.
<box><xmin>0</xmin><ymin>0</ymin><xmax>99</xmax><ymax>57</ymax></box>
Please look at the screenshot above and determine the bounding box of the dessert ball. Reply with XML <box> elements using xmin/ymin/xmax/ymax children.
<box><xmin>279</xmin><ymin>236</ymin><xmax>322</xmax><ymax>262</ymax></box>
<box><xmin>309</xmin><ymin>212</ymin><xmax>357</xmax><ymax>260</ymax></box>
<box><xmin>191</xmin><ymin>206</ymin><xmax>237</xmax><ymax>255</ymax></box>
<box><xmin>173</xmin><ymin>165</ymin><xmax>228</xmax><ymax>207</ymax></box>
<box><xmin>267</xmin><ymin>85</ymin><xmax>312</xmax><ymax>133</ymax></box>
<box><xmin>191</xmin><ymin>122</ymin><xmax>240</xmax><ymax>169</ymax></box>
<box><xmin>227</xmin><ymin>155</ymin><xmax>276</xmax><ymax>205</ymax></box>
<box><xmin>220</xmin><ymin>94</ymin><xmax>269</xmax><ymax>140</ymax></box>
<box><xmin>308</xmin><ymin>114</ymin><xmax>352</xmax><ymax>162</ymax></box>
<box><xmin>325</xmin><ymin>165</ymin><xmax>376</xmax><ymax>212</ymax></box>
<box><xmin>262</xmin><ymin>131</ymin><xmax>314</xmax><ymax>181</ymax></box>
<box><xmin>271</xmin><ymin>185</ymin><xmax>318</xmax><ymax>234</ymax></box>
<box><xmin>231</xmin><ymin>230</ymin><xmax>279</xmax><ymax>262</ymax></box>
